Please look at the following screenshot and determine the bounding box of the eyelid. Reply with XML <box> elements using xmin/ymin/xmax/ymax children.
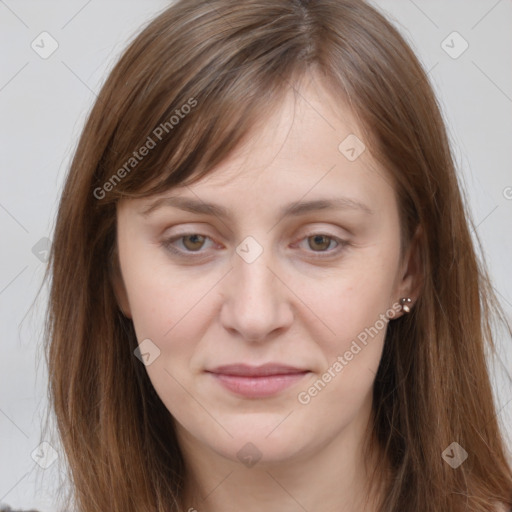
<box><xmin>291</xmin><ymin>232</ymin><xmax>349</xmax><ymax>258</ymax></box>
<box><xmin>162</xmin><ymin>232</ymin><xmax>219</xmax><ymax>257</ymax></box>
<box><xmin>161</xmin><ymin>230</ymin><xmax>350</xmax><ymax>260</ymax></box>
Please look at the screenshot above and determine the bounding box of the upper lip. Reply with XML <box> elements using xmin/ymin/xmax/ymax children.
<box><xmin>207</xmin><ymin>363</ymin><xmax>309</xmax><ymax>377</ymax></box>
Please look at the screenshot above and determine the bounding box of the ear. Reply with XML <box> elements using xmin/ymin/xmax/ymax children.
<box><xmin>109</xmin><ymin>245</ymin><xmax>132</xmax><ymax>319</ymax></box>
<box><xmin>393</xmin><ymin>224</ymin><xmax>424</xmax><ymax>318</ymax></box>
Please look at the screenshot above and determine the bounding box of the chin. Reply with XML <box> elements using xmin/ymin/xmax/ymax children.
<box><xmin>203</xmin><ymin>422</ymin><xmax>313</xmax><ymax>467</ymax></box>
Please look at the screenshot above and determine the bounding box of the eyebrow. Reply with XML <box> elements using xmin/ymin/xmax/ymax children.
<box><xmin>140</xmin><ymin>195</ymin><xmax>375</xmax><ymax>218</ymax></box>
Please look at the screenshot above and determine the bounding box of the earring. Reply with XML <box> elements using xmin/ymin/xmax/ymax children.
<box><xmin>400</xmin><ymin>297</ymin><xmax>413</xmax><ymax>313</ymax></box>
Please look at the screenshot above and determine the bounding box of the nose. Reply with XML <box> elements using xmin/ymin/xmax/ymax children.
<box><xmin>219</xmin><ymin>244</ymin><xmax>294</xmax><ymax>343</ymax></box>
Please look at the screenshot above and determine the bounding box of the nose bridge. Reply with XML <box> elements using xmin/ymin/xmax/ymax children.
<box><xmin>237</xmin><ymin>245</ymin><xmax>275</xmax><ymax>298</ymax></box>
<box><xmin>220</xmin><ymin>236</ymin><xmax>291</xmax><ymax>341</ymax></box>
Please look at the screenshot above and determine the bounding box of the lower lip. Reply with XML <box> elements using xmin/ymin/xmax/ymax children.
<box><xmin>208</xmin><ymin>372</ymin><xmax>309</xmax><ymax>398</ymax></box>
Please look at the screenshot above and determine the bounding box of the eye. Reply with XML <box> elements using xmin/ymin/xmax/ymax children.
<box><xmin>295</xmin><ymin>233</ymin><xmax>348</xmax><ymax>257</ymax></box>
<box><xmin>163</xmin><ymin>233</ymin><xmax>216</xmax><ymax>256</ymax></box>
<box><xmin>162</xmin><ymin>232</ymin><xmax>349</xmax><ymax>259</ymax></box>
<box><xmin>304</xmin><ymin>234</ymin><xmax>337</xmax><ymax>251</ymax></box>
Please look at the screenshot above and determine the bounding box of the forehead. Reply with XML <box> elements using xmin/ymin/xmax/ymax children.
<box><xmin>125</xmin><ymin>71</ymin><xmax>397</xmax><ymax>223</ymax></box>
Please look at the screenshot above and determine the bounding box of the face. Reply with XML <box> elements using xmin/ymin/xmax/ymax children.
<box><xmin>114</xmin><ymin>71</ymin><xmax>420</xmax><ymax>467</ymax></box>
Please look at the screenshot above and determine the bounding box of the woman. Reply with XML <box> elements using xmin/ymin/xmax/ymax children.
<box><xmin>44</xmin><ymin>0</ymin><xmax>512</xmax><ymax>510</ymax></box>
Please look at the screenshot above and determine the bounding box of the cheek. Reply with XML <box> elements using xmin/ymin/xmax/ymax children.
<box><xmin>119</xmin><ymin>249</ymin><xmax>217</xmax><ymax>418</ymax></box>
<box><xmin>303</xmin><ymin>247</ymin><xmax>398</xmax><ymax>344</ymax></box>
<box><xmin>296</xmin><ymin>285</ymin><xmax>389</xmax><ymax>426</ymax></box>
<box><xmin>120</xmin><ymin>244</ymin><xmax>212</xmax><ymax>341</ymax></box>
<box><xmin>295</xmin><ymin>242</ymin><xmax>399</xmax><ymax>401</ymax></box>
<box><xmin>120</xmin><ymin>246</ymin><xmax>228</xmax><ymax>400</ymax></box>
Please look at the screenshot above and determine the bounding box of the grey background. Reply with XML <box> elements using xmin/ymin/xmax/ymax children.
<box><xmin>1</xmin><ymin>1</ymin><xmax>511</xmax><ymax>510</ymax></box>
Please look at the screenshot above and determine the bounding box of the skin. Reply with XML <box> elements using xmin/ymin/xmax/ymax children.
<box><xmin>113</xmin><ymin>70</ymin><xmax>422</xmax><ymax>512</ymax></box>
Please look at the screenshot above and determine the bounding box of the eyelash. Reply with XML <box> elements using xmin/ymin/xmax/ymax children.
<box><xmin>162</xmin><ymin>232</ymin><xmax>349</xmax><ymax>260</ymax></box>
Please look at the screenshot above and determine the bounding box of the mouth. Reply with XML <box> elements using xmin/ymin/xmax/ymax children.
<box><xmin>205</xmin><ymin>363</ymin><xmax>311</xmax><ymax>398</ymax></box>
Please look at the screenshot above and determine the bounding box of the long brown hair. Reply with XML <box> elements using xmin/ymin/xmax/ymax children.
<box><xmin>44</xmin><ymin>0</ymin><xmax>512</xmax><ymax>510</ymax></box>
